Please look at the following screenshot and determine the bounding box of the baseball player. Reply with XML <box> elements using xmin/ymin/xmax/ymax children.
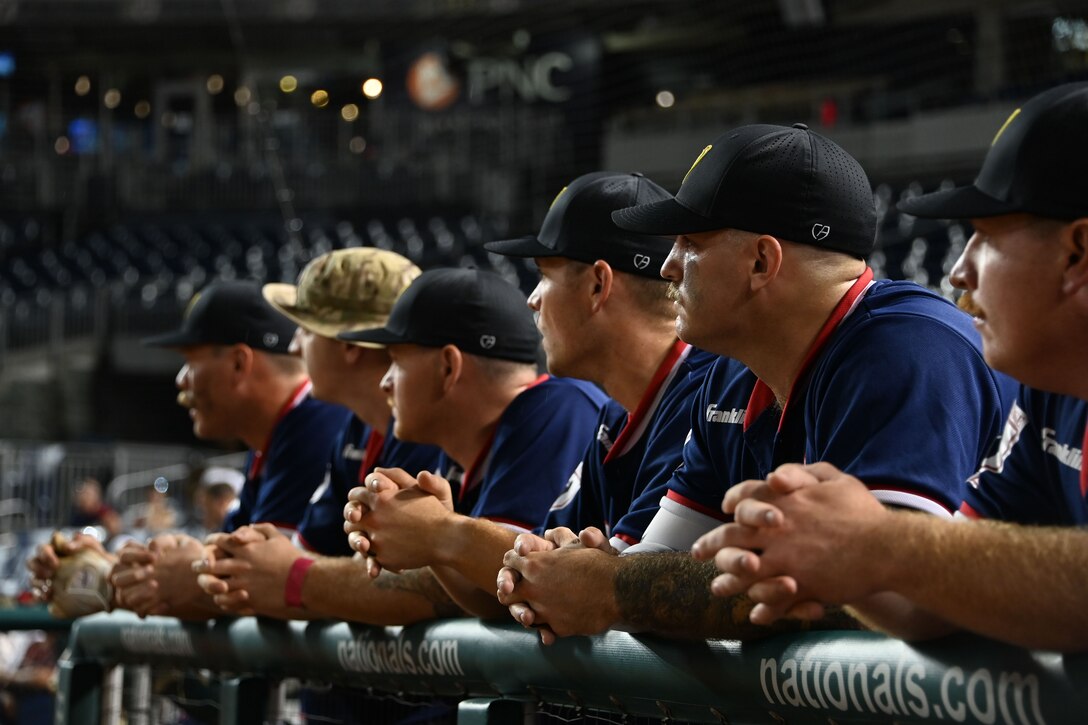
<box><xmin>344</xmin><ymin>173</ymin><xmax>721</xmax><ymax>617</ymax></box>
<box><xmin>697</xmin><ymin>83</ymin><xmax>1088</xmax><ymax>651</ymax></box>
<box><xmin>195</xmin><ymin>267</ymin><xmax>607</xmax><ymax>625</ymax></box>
<box><xmin>266</xmin><ymin>248</ymin><xmax>444</xmax><ymax>558</ymax></box>
<box><xmin>498</xmin><ymin>123</ymin><xmax>1016</xmax><ymax>642</ymax></box>
<box><xmin>29</xmin><ymin>281</ymin><xmax>348</xmax><ymax>619</ymax></box>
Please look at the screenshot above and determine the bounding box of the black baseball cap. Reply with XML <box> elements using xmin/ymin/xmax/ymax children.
<box><xmin>899</xmin><ymin>83</ymin><xmax>1088</xmax><ymax>220</ymax></box>
<box><xmin>484</xmin><ymin>171</ymin><xmax>675</xmax><ymax>279</ymax></box>
<box><xmin>612</xmin><ymin>123</ymin><xmax>877</xmax><ymax>258</ymax></box>
<box><xmin>338</xmin><ymin>267</ymin><xmax>540</xmax><ymax>363</ymax></box>
<box><xmin>142</xmin><ymin>280</ymin><xmax>296</xmax><ymax>354</ymax></box>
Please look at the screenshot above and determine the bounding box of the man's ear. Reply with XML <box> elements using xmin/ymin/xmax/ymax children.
<box><xmin>589</xmin><ymin>260</ymin><xmax>615</xmax><ymax>313</ymax></box>
<box><xmin>1061</xmin><ymin>218</ymin><xmax>1088</xmax><ymax>297</ymax></box>
<box><xmin>228</xmin><ymin>344</ymin><xmax>255</xmax><ymax>378</ymax></box>
<box><xmin>342</xmin><ymin>341</ymin><xmax>363</xmax><ymax>364</ymax></box>
<box><xmin>750</xmin><ymin>234</ymin><xmax>784</xmax><ymax>291</ymax></box>
<box><xmin>438</xmin><ymin>345</ymin><xmax>464</xmax><ymax>394</ymax></box>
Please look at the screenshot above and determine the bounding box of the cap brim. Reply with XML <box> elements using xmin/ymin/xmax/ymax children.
<box><xmin>897</xmin><ymin>185</ymin><xmax>1014</xmax><ymax>220</ymax></box>
<box><xmin>611</xmin><ymin>197</ymin><xmax>726</xmax><ymax>236</ymax></box>
<box><xmin>483</xmin><ymin>236</ymin><xmax>560</xmax><ymax>258</ymax></box>
<box><xmin>263</xmin><ymin>283</ymin><xmax>388</xmax><ymax>346</ymax></box>
<box><xmin>337</xmin><ymin>326</ymin><xmax>407</xmax><ymax>346</ymax></box>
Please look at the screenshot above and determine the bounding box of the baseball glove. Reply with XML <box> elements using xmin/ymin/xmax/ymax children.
<box><xmin>48</xmin><ymin>532</ymin><xmax>114</xmax><ymax>618</ymax></box>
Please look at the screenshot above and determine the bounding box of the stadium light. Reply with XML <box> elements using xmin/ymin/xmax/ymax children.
<box><xmin>362</xmin><ymin>78</ymin><xmax>383</xmax><ymax>99</ymax></box>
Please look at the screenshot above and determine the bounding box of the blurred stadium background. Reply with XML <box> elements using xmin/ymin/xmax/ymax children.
<box><xmin>0</xmin><ymin>0</ymin><xmax>1086</xmax><ymax>680</ymax></box>
<box><xmin>0</xmin><ymin>0</ymin><xmax>1085</xmax><ymax>721</ymax></box>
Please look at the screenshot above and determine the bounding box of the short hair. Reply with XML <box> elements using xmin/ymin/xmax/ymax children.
<box><xmin>470</xmin><ymin>353</ymin><xmax>539</xmax><ymax>382</ymax></box>
<box><xmin>263</xmin><ymin>350</ymin><xmax>307</xmax><ymax>376</ymax></box>
<box><xmin>622</xmin><ymin>273</ymin><xmax>674</xmax><ymax>320</ymax></box>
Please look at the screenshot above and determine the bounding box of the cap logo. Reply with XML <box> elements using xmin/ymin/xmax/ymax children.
<box><xmin>479</xmin><ymin>334</ymin><xmax>496</xmax><ymax>349</ymax></box>
<box><xmin>682</xmin><ymin>145</ymin><xmax>712</xmax><ymax>185</ymax></box>
<box><xmin>632</xmin><ymin>254</ymin><xmax>651</xmax><ymax>270</ymax></box>
<box><xmin>263</xmin><ymin>333</ymin><xmax>280</xmax><ymax>348</ymax></box>
<box><xmin>811</xmin><ymin>224</ymin><xmax>831</xmax><ymax>241</ymax></box>
<box><xmin>183</xmin><ymin>291</ymin><xmax>203</xmax><ymax>319</ymax></box>
<box><xmin>549</xmin><ymin>186</ymin><xmax>569</xmax><ymax>210</ymax></box>
<box><xmin>991</xmin><ymin>107</ymin><xmax>1021</xmax><ymax>146</ymax></box>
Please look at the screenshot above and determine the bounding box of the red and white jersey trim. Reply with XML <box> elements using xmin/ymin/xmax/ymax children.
<box><xmin>605</xmin><ymin>341</ymin><xmax>691</xmax><ymax>463</ymax></box>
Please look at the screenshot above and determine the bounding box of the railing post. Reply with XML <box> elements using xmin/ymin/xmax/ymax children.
<box><xmin>55</xmin><ymin>657</ymin><xmax>104</xmax><ymax>724</ymax></box>
<box><xmin>125</xmin><ymin>664</ymin><xmax>153</xmax><ymax>725</ymax></box>
<box><xmin>219</xmin><ymin>675</ymin><xmax>269</xmax><ymax>725</ymax></box>
<box><xmin>103</xmin><ymin>664</ymin><xmax>124</xmax><ymax>725</ymax></box>
<box><xmin>457</xmin><ymin>697</ymin><xmax>532</xmax><ymax>725</ymax></box>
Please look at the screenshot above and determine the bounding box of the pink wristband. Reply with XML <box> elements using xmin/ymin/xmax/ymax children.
<box><xmin>284</xmin><ymin>557</ymin><xmax>315</xmax><ymax>609</ymax></box>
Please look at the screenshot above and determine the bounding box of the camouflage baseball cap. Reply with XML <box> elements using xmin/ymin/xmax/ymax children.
<box><xmin>263</xmin><ymin>248</ymin><xmax>421</xmax><ymax>345</ymax></box>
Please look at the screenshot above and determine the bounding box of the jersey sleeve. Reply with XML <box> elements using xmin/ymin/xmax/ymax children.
<box><xmin>960</xmin><ymin>388</ymin><xmax>1077</xmax><ymax>525</ymax></box>
<box><xmin>295</xmin><ymin>419</ymin><xmax>363</xmax><ymax>557</ymax></box>
<box><xmin>810</xmin><ymin>315</ymin><xmax>1012</xmax><ymax>517</ymax></box>
<box><xmin>608</xmin><ymin>376</ymin><xmax>706</xmax><ymax>549</ymax></box>
<box><xmin>537</xmin><ymin>402</ymin><xmax>623</xmax><ymax>535</ymax></box>
<box><xmin>633</xmin><ymin>361</ymin><xmax>755</xmax><ymax>554</ymax></box>
<box><xmin>249</xmin><ymin>402</ymin><xmax>350</xmax><ymax>534</ymax></box>
<box><xmin>468</xmin><ymin>380</ymin><xmax>604</xmax><ymax>532</ymax></box>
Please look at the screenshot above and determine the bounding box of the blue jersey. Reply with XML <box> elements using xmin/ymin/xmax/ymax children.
<box><xmin>224</xmin><ymin>382</ymin><xmax>351</xmax><ymax>535</ymax></box>
<box><xmin>960</xmin><ymin>386</ymin><xmax>1088</xmax><ymax>525</ymax></box>
<box><xmin>639</xmin><ymin>273</ymin><xmax>1017</xmax><ymax>552</ymax></box>
<box><xmin>541</xmin><ymin>343</ymin><xmax>718</xmax><ymax>550</ymax></box>
<box><xmin>295</xmin><ymin>415</ymin><xmax>446</xmax><ymax>557</ymax></box>
<box><xmin>442</xmin><ymin>375</ymin><xmax>608</xmax><ymax>531</ymax></box>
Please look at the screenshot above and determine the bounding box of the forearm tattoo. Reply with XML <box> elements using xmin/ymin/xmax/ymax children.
<box><xmin>614</xmin><ymin>553</ymin><xmax>859</xmax><ymax>640</ymax></box>
<box><xmin>373</xmin><ymin>568</ymin><xmax>465</xmax><ymax>619</ymax></box>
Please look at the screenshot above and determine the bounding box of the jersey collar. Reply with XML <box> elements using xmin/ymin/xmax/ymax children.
<box><xmin>743</xmin><ymin>268</ymin><xmax>875</xmax><ymax>432</ymax></box>
<box><xmin>248</xmin><ymin>379</ymin><xmax>312</xmax><ymax>481</ymax></box>
<box><xmin>604</xmin><ymin>340</ymin><xmax>691</xmax><ymax>464</ymax></box>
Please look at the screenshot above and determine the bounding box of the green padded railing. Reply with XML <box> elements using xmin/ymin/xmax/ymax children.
<box><xmin>0</xmin><ymin>605</ymin><xmax>72</xmax><ymax>631</ymax></box>
<box><xmin>57</xmin><ymin>611</ymin><xmax>1086</xmax><ymax>724</ymax></box>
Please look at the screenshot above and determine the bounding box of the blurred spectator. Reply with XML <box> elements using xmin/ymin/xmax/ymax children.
<box><xmin>129</xmin><ymin>487</ymin><xmax>180</xmax><ymax>535</ymax></box>
<box><xmin>0</xmin><ymin>631</ymin><xmax>59</xmax><ymax>725</ymax></box>
<box><xmin>68</xmin><ymin>478</ymin><xmax>121</xmax><ymax>541</ymax></box>
<box><xmin>192</xmin><ymin>467</ymin><xmax>243</xmax><ymax>535</ymax></box>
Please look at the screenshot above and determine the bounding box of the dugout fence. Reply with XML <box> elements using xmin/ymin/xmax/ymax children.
<box><xmin>53</xmin><ymin>611</ymin><xmax>1084</xmax><ymax>725</ymax></box>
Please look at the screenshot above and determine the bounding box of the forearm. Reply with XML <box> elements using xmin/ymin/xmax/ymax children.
<box><xmin>302</xmin><ymin>558</ymin><xmax>464</xmax><ymax>625</ymax></box>
<box><xmin>616</xmin><ymin>553</ymin><xmax>855</xmax><ymax>640</ymax></box>
<box><xmin>437</xmin><ymin>516</ymin><xmax>519</xmax><ymax>596</ymax></box>
<box><xmin>874</xmin><ymin>514</ymin><xmax>1088</xmax><ymax>650</ymax></box>
<box><xmin>845</xmin><ymin>593</ymin><xmax>958</xmax><ymax>641</ymax></box>
<box><xmin>432</xmin><ymin>564</ymin><xmax>508</xmax><ymax>618</ymax></box>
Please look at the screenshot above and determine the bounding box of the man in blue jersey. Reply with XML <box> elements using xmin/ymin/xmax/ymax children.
<box><xmin>197</xmin><ymin>267</ymin><xmax>606</xmax><ymax>624</ymax></box>
<box><xmin>696</xmin><ymin>83</ymin><xmax>1088</xmax><ymax>651</ymax></box>
<box><xmin>343</xmin><ymin>172</ymin><xmax>718</xmax><ymax>621</ymax></box>
<box><xmin>498</xmin><ymin>123</ymin><xmax>1012</xmax><ymax>641</ymax></box>
<box><xmin>29</xmin><ymin>281</ymin><xmax>348</xmax><ymax>619</ymax></box>
<box><xmin>191</xmin><ymin>249</ymin><xmax>445</xmax><ymax>618</ymax></box>
<box><xmin>264</xmin><ymin>247</ymin><xmax>443</xmax><ymax>558</ymax></box>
